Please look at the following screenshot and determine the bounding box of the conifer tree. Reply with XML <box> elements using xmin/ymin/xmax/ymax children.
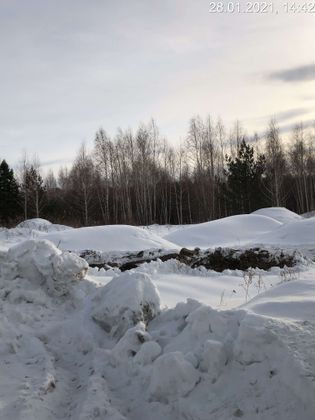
<box><xmin>224</xmin><ymin>139</ymin><xmax>266</xmax><ymax>214</ymax></box>
<box><xmin>0</xmin><ymin>159</ymin><xmax>20</xmax><ymax>223</ymax></box>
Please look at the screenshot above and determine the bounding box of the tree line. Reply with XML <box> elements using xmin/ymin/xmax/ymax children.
<box><xmin>0</xmin><ymin>117</ymin><xmax>314</xmax><ymax>227</ymax></box>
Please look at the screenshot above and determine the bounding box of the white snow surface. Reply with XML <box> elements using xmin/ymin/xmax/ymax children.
<box><xmin>256</xmin><ymin>218</ymin><xmax>315</xmax><ymax>246</ymax></box>
<box><xmin>0</xmin><ymin>208</ymin><xmax>315</xmax><ymax>420</ymax></box>
<box><xmin>40</xmin><ymin>224</ymin><xmax>179</xmax><ymax>253</ymax></box>
<box><xmin>164</xmin><ymin>214</ymin><xmax>282</xmax><ymax>248</ymax></box>
<box><xmin>16</xmin><ymin>218</ymin><xmax>72</xmax><ymax>232</ymax></box>
<box><xmin>0</xmin><ymin>239</ymin><xmax>88</xmax><ymax>297</ymax></box>
<box><xmin>164</xmin><ymin>212</ymin><xmax>315</xmax><ymax>249</ymax></box>
<box><xmin>92</xmin><ymin>271</ymin><xmax>161</xmax><ymax>338</ymax></box>
<box><xmin>1</xmin><ymin>247</ymin><xmax>315</xmax><ymax>419</ymax></box>
<box><xmin>251</xmin><ymin>207</ymin><xmax>302</xmax><ymax>224</ymax></box>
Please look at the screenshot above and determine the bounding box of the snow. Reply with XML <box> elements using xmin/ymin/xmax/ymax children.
<box><xmin>0</xmin><ymin>207</ymin><xmax>315</xmax><ymax>419</ymax></box>
<box><xmin>92</xmin><ymin>271</ymin><xmax>161</xmax><ymax>338</ymax></box>
<box><xmin>255</xmin><ymin>218</ymin><xmax>315</xmax><ymax>246</ymax></box>
<box><xmin>40</xmin><ymin>224</ymin><xmax>179</xmax><ymax>253</ymax></box>
<box><xmin>302</xmin><ymin>210</ymin><xmax>315</xmax><ymax>219</ymax></box>
<box><xmin>251</xmin><ymin>207</ymin><xmax>302</xmax><ymax>224</ymax></box>
<box><xmin>137</xmin><ymin>260</ymin><xmax>278</xmax><ymax>309</ymax></box>
<box><xmin>1</xmin><ymin>239</ymin><xmax>88</xmax><ymax>297</ymax></box>
<box><xmin>164</xmin><ymin>214</ymin><xmax>282</xmax><ymax>248</ymax></box>
<box><xmin>16</xmin><ymin>218</ymin><xmax>53</xmax><ymax>229</ymax></box>
<box><xmin>16</xmin><ymin>218</ymin><xmax>72</xmax><ymax>232</ymax></box>
<box><xmin>148</xmin><ymin>351</ymin><xmax>200</xmax><ymax>402</ymax></box>
<box><xmin>164</xmin><ymin>212</ymin><xmax>315</xmax><ymax>249</ymax></box>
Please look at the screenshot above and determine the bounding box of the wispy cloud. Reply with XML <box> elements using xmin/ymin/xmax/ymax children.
<box><xmin>275</xmin><ymin>107</ymin><xmax>310</xmax><ymax>122</ymax></box>
<box><xmin>269</xmin><ymin>64</ymin><xmax>315</xmax><ymax>82</ymax></box>
<box><xmin>41</xmin><ymin>158</ymin><xmax>72</xmax><ymax>167</ymax></box>
<box><xmin>279</xmin><ymin>118</ymin><xmax>315</xmax><ymax>134</ymax></box>
<box><xmin>253</xmin><ymin>107</ymin><xmax>310</xmax><ymax>124</ymax></box>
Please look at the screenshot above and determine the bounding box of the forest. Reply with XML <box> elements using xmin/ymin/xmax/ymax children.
<box><xmin>0</xmin><ymin>116</ymin><xmax>314</xmax><ymax>227</ymax></box>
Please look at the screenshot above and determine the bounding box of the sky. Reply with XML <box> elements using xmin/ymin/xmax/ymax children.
<box><xmin>0</xmin><ymin>0</ymin><xmax>314</xmax><ymax>172</ymax></box>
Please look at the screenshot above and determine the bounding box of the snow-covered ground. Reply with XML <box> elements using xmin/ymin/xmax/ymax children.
<box><xmin>0</xmin><ymin>208</ymin><xmax>315</xmax><ymax>419</ymax></box>
<box><xmin>40</xmin><ymin>224</ymin><xmax>179</xmax><ymax>253</ymax></box>
<box><xmin>251</xmin><ymin>207</ymin><xmax>303</xmax><ymax>224</ymax></box>
<box><xmin>163</xmin><ymin>214</ymin><xmax>282</xmax><ymax>248</ymax></box>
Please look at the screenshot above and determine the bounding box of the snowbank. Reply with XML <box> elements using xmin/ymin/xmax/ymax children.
<box><xmin>251</xmin><ymin>207</ymin><xmax>302</xmax><ymax>224</ymax></box>
<box><xmin>99</xmin><ymin>293</ymin><xmax>315</xmax><ymax>419</ymax></box>
<box><xmin>92</xmin><ymin>271</ymin><xmax>161</xmax><ymax>337</ymax></box>
<box><xmin>149</xmin><ymin>351</ymin><xmax>200</xmax><ymax>402</ymax></box>
<box><xmin>16</xmin><ymin>218</ymin><xmax>71</xmax><ymax>232</ymax></box>
<box><xmin>254</xmin><ymin>218</ymin><xmax>315</xmax><ymax>246</ymax></box>
<box><xmin>0</xmin><ymin>239</ymin><xmax>88</xmax><ymax>296</ymax></box>
<box><xmin>164</xmin><ymin>214</ymin><xmax>281</xmax><ymax>248</ymax></box>
<box><xmin>244</xmin><ymin>276</ymin><xmax>315</xmax><ymax>321</ymax></box>
<box><xmin>16</xmin><ymin>218</ymin><xmax>52</xmax><ymax>229</ymax></box>
<box><xmin>1</xmin><ymin>209</ymin><xmax>315</xmax><ymax>420</ymax></box>
<box><xmin>0</xmin><ymin>237</ymin><xmax>315</xmax><ymax>418</ymax></box>
<box><xmin>41</xmin><ymin>224</ymin><xmax>178</xmax><ymax>253</ymax></box>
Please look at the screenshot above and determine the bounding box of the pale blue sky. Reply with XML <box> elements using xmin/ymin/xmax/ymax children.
<box><xmin>0</xmin><ymin>0</ymin><xmax>314</xmax><ymax>171</ymax></box>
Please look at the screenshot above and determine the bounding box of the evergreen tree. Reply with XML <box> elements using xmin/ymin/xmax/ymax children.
<box><xmin>224</xmin><ymin>139</ymin><xmax>266</xmax><ymax>214</ymax></box>
<box><xmin>0</xmin><ymin>160</ymin><xmax>20</xmax><ymax>223</ymax></box>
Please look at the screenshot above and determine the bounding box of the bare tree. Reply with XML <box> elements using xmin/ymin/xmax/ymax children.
<box><xmin>264</xmin><ymin>119</ymin><xmax>286</xmax><ymax>206</ymax></box>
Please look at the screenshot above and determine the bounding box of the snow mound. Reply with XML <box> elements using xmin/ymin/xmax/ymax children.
<box><xmin>302</xmin><ymin>210</ymin><xmax>315</xmax><ymax>219</ymax></box>
<box><xmin>253</xmin><ymin>218</ymin><xmax>315</xmax><ymax>246</ymax></box>
<box><xmin>109</xmin><ymin>322</ymin><xmax>154</xmax><ymax>366</ymax></box>
<box><xmin>149</xmin><ymin>351</ymin><xmax>200</xmax><ymax>402</ymax></box>
<box><xmin>100</xmin><ymin>296</ymin><xmax>315</xmax><ymax>419</ymax></box>
<box><xmin>16</xmin><ymin>218</ymin><xmax>72</xmax><ymax>232</ymax></box>
<box><xmin>164</xmin><ymin>214</ymin><xmax>281</xmax><ymax>248</ymax></box>
<box><xmin>14</xmin><ymin>218</ymin><xmax>73</xmax><ymax>239</ymax></box>
<box><xmin>244</xmin><ymin>277</ymin><xmax>315</xmax><ymax>321</ymax></box>
<box><xmin>1</xmin><ymin>239</ymin><xmax>88</xmax><ymax>296</ymax></box>
<box><xmin>251</xmin><ymin>207</ymin><xmax>302</xmax><ymax>224</ymax></box>
<box><xmin>41</xmin><ymin>224</ymin><xmax>178</xmax><ymax>253</ymax></box>
<box><xmin>16</xmin><ymin>218</ymin><xmax>52</xmax><ymax>229</ymax></box>
<box><xmin>92</xmin><ymin>271</ymin><xmax>161</xmax><ymax>337</ymax></box>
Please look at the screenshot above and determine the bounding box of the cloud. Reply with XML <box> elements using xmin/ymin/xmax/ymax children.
<box><xmin>269</xmin><ymin>64</ymin><xmax>315</xmax><ymax>82</ymax></box>
<box><xmin>41</xmin><ymin>159</ymin><xmax>72</xmax><ymax>168</ymax></box>
<box><xmin>275</xmin><ymin>107</ymin><xmax>310</xmax><ymax>122</ymax></box>
<box><xmin>279</xmin><ymin>118</ymin><xmax>315</xmax><ymax>134</ymax></box>
<box><xmin>253</xmin><ymin>107</ymin><xmax>310</xmax><ymax>124</ymax></box>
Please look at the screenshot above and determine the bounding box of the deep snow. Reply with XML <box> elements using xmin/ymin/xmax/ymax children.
<box><xmin>0</xmin><ymin>208</ymin><xmax>315</xmax><ymax>420</ymax></box>
<box><xmin>40</xmin><ymin>224</ymin><xmax>179</xmax><ymax>253</ymax></box>
<box><xmin>164</xmin><ymin>214</ymin><xmax>282</xmax><ymax>248</ymax></box>
<box><xmin>251</xmin><ymin>207</ymin><xmax>302</xmax><ymax>224</ymax></box>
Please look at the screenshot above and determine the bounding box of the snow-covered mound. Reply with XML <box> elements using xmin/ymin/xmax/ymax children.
<box><xmin>101</xmin><ymin>295</ymin><xmax>315</xmax><ymax>419</ymax></box>
<box><xmin>0</xmin><ymin>239</ymin><xmax>88</xmax><ymax>296</ymax></box>
<box><xmin>164</xmin><ymin>214</ymin><xmax>281</xmax><ymax>248</ymax></box>
<box><xmin>253</xmin><ymin>218</ymin><xmax>315</xmax><ymax>246</ymax></box>
<box><xmin>16</xmin><ymin>218</ymin><xmax>52</xmax><ymax>229</ymax></box>
<box><xmin>142</xmin><ymin>224</ymin><xmax>196</xmax><ymax>237</ymax></box>
<box><xmin>251</xmin><ymin>207</ymin><xmax>302</xmax><ymax>224</ymax></box>
<box><xmin>302</xmin><ymin>210</ymin><xmax>315</xmax><ymax>219</ymax></box>
<box><xmin>41</xmin><ymin>224</ymin><xmax>178</xmax><ymax>253</ymax></box>
<box><xmin>16</xmin><ymin>218</ymin><xmax>72</xmax><ymax>232</ymax></box>
<box><xmin>245</xmin><ymin>276</ymin><xmax>315</xmax><ymax>321</ymax></box>
<box><xmin>92</xmin><ymin>271</ymin><xmax>161</xmax><ymax>338</ymax></box>
<box><xmin>0</xmin><ymin>237</ymin><xmax>315</xmax><ymax>419</ymax></box>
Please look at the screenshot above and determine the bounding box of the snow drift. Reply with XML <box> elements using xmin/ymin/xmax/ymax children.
<box><xmin>16</xmin><ymin>218</ymin><xmax>72</xmax><ymax>232</ymax></box>
<box><xmin>251</xmin><ymin>207</ymin><xmax>302</xmax><ymax>224</ymax></box>
<box><xmin>0</xmin><ymin>207</ymin><xmax>315</xmax><ymax>420</ymax></box>
<box><xmin>0</xmin><ymin>239</ymin><xmax>88</xmax><ymax>296</ymax></box>
<box><xmin>92</xmin><ymin>271</ymin><xmax>161</xmax><ymax>338</ymax></box>
<box><xmin>41</xmin><ymin>224</ymin><xmax>178</xmax><ymax>253</ymax></box>
<box><xmin>255</xmin><ymin>218</ymin><xmax>315</xmax><ymax>246</ymax></box>
<box><xmin>0</xmin><ymin>242</ymin><xmax>315</xmax><ymax>419</ymax></box>
<box><xmin>164</xmin><ymin>214</ymin><xmax>282</xmax><ymax>248</ymax></box>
